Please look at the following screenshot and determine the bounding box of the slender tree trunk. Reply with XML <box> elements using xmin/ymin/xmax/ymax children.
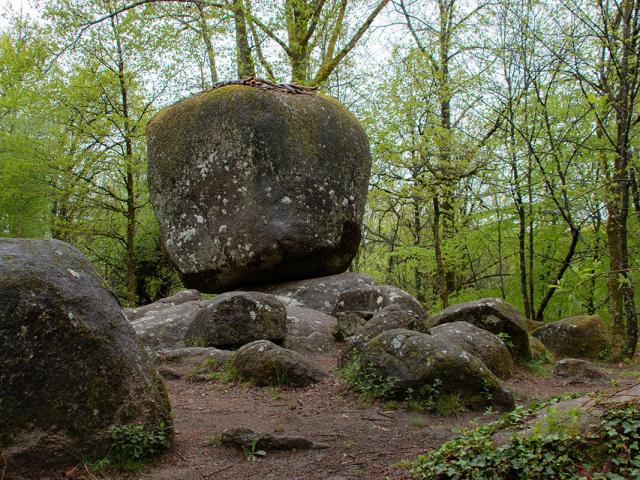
<box><xmin>112</xmin><ymin>13</ymin><xmax>136</xmax><ymax>306</ymax></box>
<box><xmin>433</xmin><ymin>195</ymin><xmax>448</xmax><ymax>308</ymax></box>
<box><xmin>195</xmin><ymin>1</ymin><xmax>218</xmax><ymax>84</ymax></box>
<box><xmin>413</xmin><ymin>197</ymin><xmax>424</xmax><ymax>301</ymax></box>
<box><xmin>231</xmin><ymin>0</ymin><xmax>255</xmax><ymax>77</ymax></box>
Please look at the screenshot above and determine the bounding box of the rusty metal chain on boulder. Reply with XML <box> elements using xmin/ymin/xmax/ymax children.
<box><xmin>204</xmin><ymin>75</ymin><xmax>319</xmax><ymax>95</ymax></box>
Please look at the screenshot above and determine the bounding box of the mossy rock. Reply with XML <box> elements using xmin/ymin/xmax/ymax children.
<box><xmin>430</xmin><ymin>321</ymin><xmax>515</xmax><ymax>380</ymax></box>
<box><xmin>0</xmin><ymin>239</ymin><xmax>172</xmax><ymax>478</ymax></box>
<box><xmin>358</xmin><ymin>329</ymin><xmax>515</xmax><ymax>411</ymax></box>
<box><xmin>147</xmin><ymin>85</ymin><xmax>371</xmax><ymax>293</ymax></box>
<box><xmin>231</xmin><ymin>340</ymin><xmax>326</xmax><ymax>387</ymax></box>
<box><xmin>339</xmin><ymin>305</ymin><xmax>419</xmax><ymax>366</ymax></box>
<box><xmin>185</xmin><ymin>292</ymin><xmax>287</xmax><ymax>348</ymax></box>
<box><xmin>427</xmin><ymin>298</ymin><xmax>531</xmax><ymax>362</ymax></box>
<box><xmin>532</xmin><ymin>315</ymin><xmax>611</xmax><ymax>360</ymax></box>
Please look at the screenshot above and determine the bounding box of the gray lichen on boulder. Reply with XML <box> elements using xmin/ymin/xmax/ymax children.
<box><xmin>147</xmin><ymin>85</ymin><xmax>372</xmax><ymax>292</ymax></box>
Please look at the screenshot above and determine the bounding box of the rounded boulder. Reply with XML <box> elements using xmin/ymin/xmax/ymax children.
<box><xmin>0</xmin><ymin>239</ymin><xmax>172</xmax><ymax>477</ymax></box>
<box><xmin>147</xmin><ymin>85</ymin><xmax>371</xmax><ymax>292</ymax></box>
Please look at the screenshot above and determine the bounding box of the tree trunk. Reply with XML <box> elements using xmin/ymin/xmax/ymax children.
<box><xmin>231</xmin><ymin>0</ymin><xmax>255</xmax><ymax>78</ymax></box>
<box><xmin>433</xmin><ymin>195</ymin><xmax>448</xmax><ymax>308</ymax></box>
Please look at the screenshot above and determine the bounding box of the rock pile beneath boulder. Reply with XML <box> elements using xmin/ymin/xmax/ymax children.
<box><xmin>332</xmin><ymin>284</ymin><xmax>427</xmax><ymax>320</ymax></box>
<box><xmin>147</xmin><ymin>86</ymin><xmax>371</xmax><ymax>293</ymax></box>
<box><xmin>0</xmin><ymin>239</ymin><xmax>172</xmax><ymax>477</ymax></box>
<box><xmin>253</xmin><ymin>272</ymin><xmax>375</xmax><ymax>313</ymax></box>
<box><xmin>125</xmin><ymin>289</ymin><xmax>201</xmax><ymax>321</ymax></box>
<box><xmin>131</xmin><ymin>299</ymin><xmax>207</xmax><ymax>350</ymax></box>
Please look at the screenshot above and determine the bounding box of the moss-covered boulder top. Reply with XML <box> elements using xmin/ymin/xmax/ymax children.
<box><xmin>0</xmin><ymin>238</ymin><xmax>172</xmax><ymax>478</ymax></box>
<box><xmin>147</xmin><ymin>84</ymin><xmax>372</xmax><ymax>293</ymax></box>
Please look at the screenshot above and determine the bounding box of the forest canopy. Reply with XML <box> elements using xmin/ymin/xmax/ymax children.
<box><xmin>2</xmin><ymin>0</ymin><xmax>640</xmax><ymax>356</ymax></box>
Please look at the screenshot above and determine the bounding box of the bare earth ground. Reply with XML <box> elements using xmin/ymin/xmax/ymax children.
<box><xmin>63</xmin><ymin>355</ymin><xmax>639</xmax><ymax>480</ymax></box>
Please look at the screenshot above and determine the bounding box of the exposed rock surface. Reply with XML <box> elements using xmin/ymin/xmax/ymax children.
<box><xmin>357</xmin><ymin>329</ymin><xmax>515</xmax><ymax>410</ymax></box>
<box><xmin>153</xmin><ymin>346</ymin><xmax>231</xmax><ymax>369</ymax></box>
<box><xmin>185</xmin><ymin>292</ymin><xmax>287</xmax><ymax>347</ymax></box>
<box><xmin>332</xmin><ymin>284</ymin><xmax>427</xmax><ymax>320</ymax></box>
<box><xmin>332</xmin><ymin>312</ymin><xmax>368</xmax><ymax>341</ymax></box>
<box><xmin>131</xmin><ymin>300</ymin><xmax>206</xmax><ymax>350</ymax></box>
<box><xmin>426</xmin><ymin>298</ymin><xmax>530</xmax><ymax>361</ymax></box>
<box><xmin>221</xmin><ymin>427</ymin><xmax>328</xmax><ymax>451</ymax></box>
<box><xmin>494</xmin><ymin>384</ymin><xmax>640</xmax><ymax>447</ymax></box>
<box><xmin>532</xmin><ymin>315</ymin><xmax>611</xmax><ymax>360</ymax></box>
<box><xmin>283</xmin><ymin>305</ymin><xmax>336</xmax><ymax>354</ymax></box>
<box><xmin>147</xmin><ymin>86</ymin><xmax>371</xmax><ymax>292</ymax></box>
<box><xmin>529</xmin><ymin>335</ymin><xmax>551</xmax><ymax>361</ymax></box>
<box><xmin>553</xmin><ymin>358</ymin><xmax>608</xmax><ymax>382</ymax></box>
<box><xmin>125</xmin><ymin>289</ymin><xmax>201</xmax><ymax>321</ymax></box>
<box><xmin>339</xmin><ymin>305</ymin><xmax>419</xmax><ymax>365</ymax></box>
<box><xmin>430</xmin><ymin>321</ymin><xmax>514</xmax><ymax>380</ymax></box>
<box><xmin>231</xmin><ymin>340</ymin><xmax>326</xmax><ymax>386</ymax></box>
<box><xmin>251</xmin><ymin>272</ymin><xmax>375</xmax><ymax>313</ymax></box>
<box><xmin>0</xmin><ymin>239</ymin><xmax>172</xmax><ymax>477</ymax></box>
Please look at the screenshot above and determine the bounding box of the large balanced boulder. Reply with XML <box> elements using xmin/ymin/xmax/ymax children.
<box><xmin>185</xmin><ymin>292</ymin><xmax>287</xmax><ymax>347</ymax></box>
<box><xmin>532</xmin><ymin>315</ymin><xmax>611</xmax><ymax>360</ymax></box>
<box><xmin>0</xmin><ymin>239</ymin><xmax>172</xmax><ymax>477</ymax></box>
<box><xmin>147</xmin><ymin>84</ymin><xmax>372</xmax><ymax>292</ymax></box>
<box><xmin>332</xmin><ymin>284</ymin><xmax>427</xmax><ymax>320</ymax></box>
<box><xmin>131</xmin><ymin>300</ymin><xmax>206</xmax><ymax>350</ymax></box>
<box><xmin>357</xmin><ymin>329</ymin><xmax>514</xmax><ymax>410</ymax></box>
<box><xmin>231</xmin><ymin>340</ymin><xmax>326</xmax><ymax>387</ymax></box>
<box><xmin>254</xmin><ymin>272</ymin><xmax>375</xmax><ymax>313</ymax></box>
<box><xmin>426</xmin><ymin>298</ymin><xmax>530</xmax><ymax>361</ymax></box>
<box><xmin>430</xmin><ymin>322</ymin><xmax>514</xmax><ymax>380</ymax></box>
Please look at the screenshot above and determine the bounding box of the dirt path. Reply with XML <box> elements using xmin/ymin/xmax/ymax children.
<box><xmin>129</xmin><ymin>356</ymin><xmax>632</xmax><ymax>480</ymax></box>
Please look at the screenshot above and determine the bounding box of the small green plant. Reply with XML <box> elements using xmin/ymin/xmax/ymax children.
<box><xmin>274</xmin><ymin>365</ymin><xmax>290</xmax><ymax>387</ymax></box>
<box><xmin>496</xmin><ymin>332</ymin><xmax>514</xmax><ymax>349</ymax></box>
<box><xmin>266</xmin><ymin>386</ymin><xmax>287</xmax><ymax>400</ymax></box>
<box><xmin>409</xmin><ymin>416</ymin><xmax>426</xmax><ymax>428</ymax></box>
<box><xmin>339</xmin><ymin>356</ymin><xmax>400</xmax><ymax>403</ymax></box>
<box><xmin>524</xmin><ymin>357</ymin><xmax>553</xmax><ymax>378</ymax></box>
<box><xmin>434</xmin><ymin>393</ymin><xmax>464</xmax><ymax>417</ymax></box>
<box><xmin>86</xmin><ymin>421</ymin><xmax>172</xmax><ymax>473</ymax></box>
<box><xmin>207</xmin><ymin>434</ymin><xmax>222</xmax><ymax>447</ymax></box>
<box><xmin>110</xmin><ymin>422</ymin><xmax>170</xmax><ymax>460</ymax></box>
<box><xmin>242</xmin><ymin>438</ymin><xmax>266</xmax><ymax>461</ymax></box>
<box><xmin>187</xmin><ymin>357</ymin><xmax>240</xmax><ymax>384</ymax></box>
<box><xmin>273</xmin><ymin>421</ymin><xmax>285</xmax><ymax>433</ymax></box>
<box><xmin>383</xmin><ymin>399</ymin><xmax>398</xmax><ymax>410</ymax></box>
